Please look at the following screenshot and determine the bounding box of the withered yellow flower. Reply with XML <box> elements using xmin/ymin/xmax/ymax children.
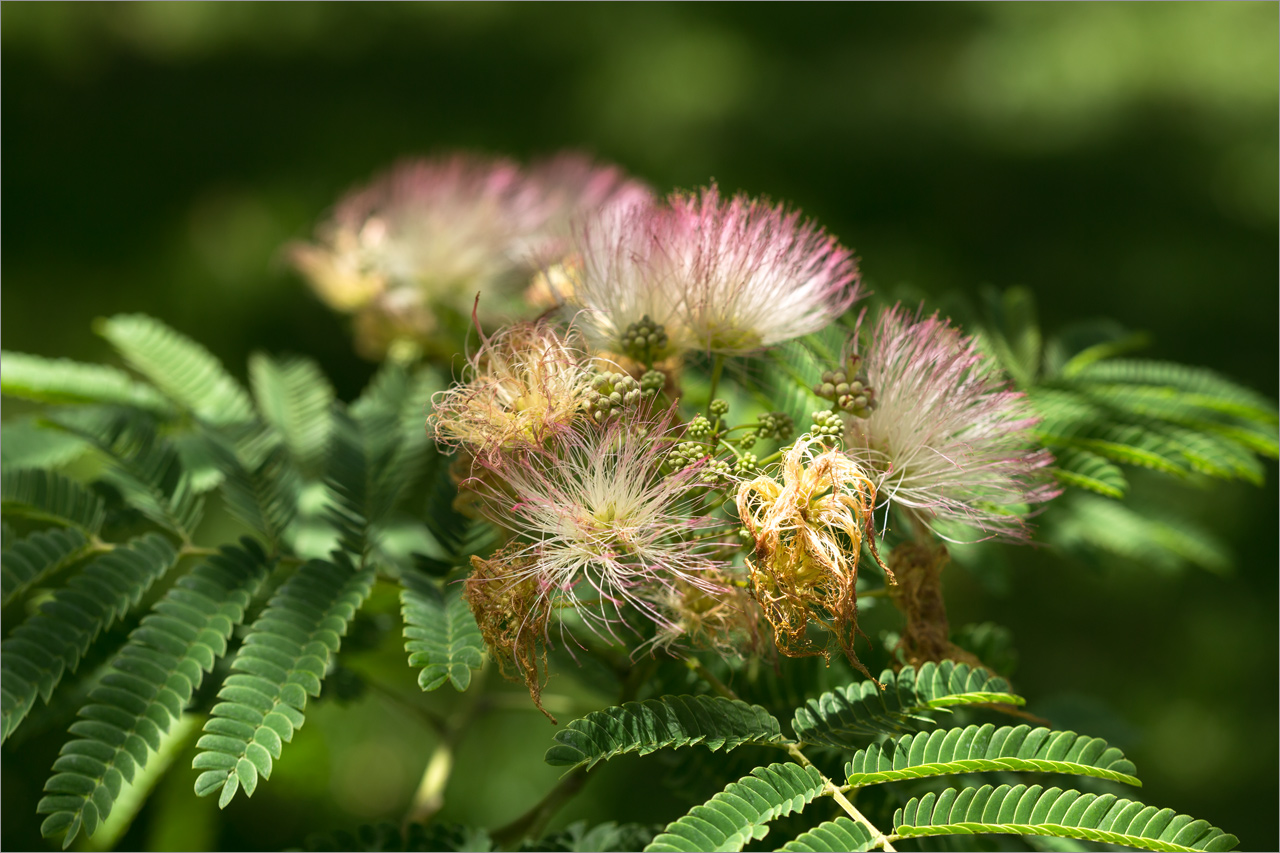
<box><xmin>735</xmin><ymin>436</ymin><xmax>890</xmax><ymax>676</ymax></box>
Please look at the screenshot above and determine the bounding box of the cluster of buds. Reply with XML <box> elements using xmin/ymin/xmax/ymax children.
<box><xmin>754</xmin><ymin>411</ymin><xmax>795</xmax><ymax>442</ymax></box>
<box><xmin>809</xmin><ymin>409</ymin><xmax>844</xmax><ymax>445</ymax></box>
<box><xmin>667</xmin><ymin>440</ymin><xmax>711</xmax><ymax>472</ymax></box>
<box><xmin>734</xmin><ymin>452</ymin><xmax>760</xmax><ymax>475</ymax></box>
<box><xmin>583</xmin><ymin>371</ymin><xmax>648</xmax><ymax>422</ymax></box>
<box><xmin>621</xmin><ymin>315</ymin><xmax>671</xmax><ymax>365</ymax></box>
<box><xmin>814</xmin><ymin>360</ymin><xmax>877</xmax><ymax>419</ymax></box>
<box><xmin>683</xmin><ymin>414</ymin><xmax>715</xmax><ymax>440</ymax></box>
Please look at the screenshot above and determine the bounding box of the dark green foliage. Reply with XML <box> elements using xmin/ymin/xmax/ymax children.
<box><xmin>525</xmin><ymin>821</ymin><xmax>659</xmax><ymax>852</ymax></box>
<box><xmin>843</xmin><ymin>724</ymin><xmax>1140</xmax><ymax>788</ymax></box>
<box><xmin>36</xmin><ymin>540</ymin><xmax>271</xmax><ymax>848</ymax></box>
<box><xmin>94</xmin><ymin>314</ymin><xmax>255</xmax><ymax>427</ymax></box>
<box><xmin>1</xmin><ymin>468</ymin><xmax>106</xmax><ymax>534</ymax></box>
<box><xmin>192</xmin><ymin>556</ymin><xmax>375</xmax><ymax>808</ymax></box>
<box><xmin>211</xmin><ymin>436</ymin><xmax>301</xmax><ymax>555</ymax></box>
<box><xmin>249</xmin><ymin>353</ymin><xmax>336</xmax><ymax>479</ymax></box>
<box><xmin>1</xmin><ymin>526</ymin><xmax>91</xmax><ymax>606</ymax></box>
<box><xmin>791</xmin><ymin>661</ymin><xmax>1023</xmax><ymax>747</ymax></box>
<box><xmin>775</xmin><ymin>817</ymin><xmax>877</xmax><ymax>852</ymax></box>
<box><xmin>1</xmin><ymin>534</ymin><xmax>178</xmax><ymax>742</ymax></box>
<box><xmin>0</xmin><ymin>350</ymin><xmax>173</xmax><ymax>415</ymax></box>
<box><xmin>545</xmin><ymin>695</ymin><xmax>790</xmax><ymax>771</ymax></box>
<box><xmin>55</xmin><ymin>412</ymin><xmax>204</xmax><ymax>541</ymax></box>
<box><xmin>400</xmin><ymin>569</ymin><xmax>485</xmax><ymax>692</ymax></box>
<box><xmin>302</xmin><ymin>821</ymin><xmax>494</xmax><ymax>852</ymax></box>
<box><xmin>893</xmin><ymin>784</ymin><xmax>1238</xmax><ymax>852</ymax></box>
<box><xmin>643</xmin><ymin>763</ymin><xmax>827</xmax><ymax>853</ymax></box>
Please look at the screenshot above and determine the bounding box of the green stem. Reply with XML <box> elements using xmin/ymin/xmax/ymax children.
<box><xmin>684</xmin><ymin>656</ymin><xmax>896</xmax><ymax>852</ymax></box>
<box><xmin>402</xmin><ymin>660</ymin><xmax>490</xmax><ymax>829</ymax></box>
<box><xmin>707</xmin><ymin>355</ymin><xmax>726</xmax><ymax>412</ymax></box>
<box><xmin>491</xmin><ymin>766</ymin><xmax>590</xmax><ymax>849</ymax></box>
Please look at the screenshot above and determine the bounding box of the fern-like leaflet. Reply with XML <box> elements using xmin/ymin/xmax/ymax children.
<box><xmin>1</xmin><ymin>534</ymin><xmax>179</xmax><ymax>743</ymax></box>
<box><xmin>37</xmin><ymin>540</ymin><xmax>271</xmax><ymax>848</ymax></box>
<box><xmin>191</xmin><ymin>555</ymin><xmax>375</xmax><ymax>807</ymax></box>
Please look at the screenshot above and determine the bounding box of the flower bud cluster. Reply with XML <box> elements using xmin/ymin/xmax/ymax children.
<box><xmin>813</xmin><ymin>364</ymin><xmax>877</xmax><ymax>419</ymax></box>
<box><xmin>734</xmin><ymin>452</ymin><xmax>760</xmax><ymax>474</ymax></box>
<box><xmin>809</xmin><ymin>409</ymin><xmax>844</xmax><ymax>444</ymax></box>
<box><xmin>583</xmin><ymin>371</ymin><xmax>647</xmax><ymax>422</ymax></box>
<box><xmin>640</xmin><ymin>369</ymin><xmax>667</xmax><ymax>396</ymax></box>
<box><xmin>621</xmin><ymin>315</ymin><xmax>670</xmax><ymax>364</ymax></box>
<box><xmin>684</xmin><ymin>414</ymin><xmax>715</xmax><ymax>440</ymax></box>
<box><xmin>668</xmin><ymin>440</ymin><xmax>711</xmax><ymax>471</ymax></box>
<box><xmin>699</xmin><ymin>458</ymin><xmax>734</xmax><ymax>485</ymax></box>
<box><xmin>754</xmin><ymin>411</ymin><xmax>795</xmax><ymax>442</ymax></box>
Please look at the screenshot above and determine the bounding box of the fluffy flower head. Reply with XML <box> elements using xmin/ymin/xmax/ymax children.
<box><xmin>429</xmin><ymin>321</ymin><xmax>596</xmax><ymax>460</ymax></box>
<box><xmin>665</xmin><ymin>185</ymin><xmax>864</xmax><ymax>354</ymax></box>
<box><xmin>565</xmin><ymin>185</ymin><xmax>863</xmax><ymax>359</ymax></box>
<box><xmin>290</xmin><ymin>152</ymin><xmax>649</xmax><ymax>357</ymax></box>
<box><xmin>466</xmin><ymin>414</ymin><xmax>729</xmax><ymax>644</ymax></box>
<box><xmin>736</xmin><ymin>436</ymin><xmax>885</xmax><ymax>675</ymax></box>
<box><xmin>843</xmin><ymin>305</ymin><xmax>1058</xmax><ymax>540</ymax></box>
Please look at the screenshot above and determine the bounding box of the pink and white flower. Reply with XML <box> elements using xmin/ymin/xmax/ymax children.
<box><xmin>664</xmin><ymin>186</ymin><xmax>865</xmax><ymax>355</ymax></box>
<box><xmin>290</xmin><ymin>152</ymin><xmax>649</xmax><ymax>358</ymax></box>
<box><xmin>566</xmin><ymin>185</ymin><xmax>864</xmax><ymax>358</ymax></box>
<box><xmin>466</xmin><ymin>413</ymin><xmax>731</xmax><ymax>643</ymax></box>
<box><xmin>844</xmin><ymin>305</ymin><xmax>1059</xmax><ymax>540</ymax></box>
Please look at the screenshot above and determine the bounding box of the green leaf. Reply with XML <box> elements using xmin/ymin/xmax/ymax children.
<box><xmin>1073</xmin><ymin>359</ymin><xmax>1276</xmax><ymax>424</ymax></box>
<box><xmin>892</xmin><ymin>784</ymin><xmax>1237</xmax><ymax>852</ymax></box>
<box><xmin>774</xmin><ymin>817</ymin><xmax>876</xmax><ymax>852</ymax></box>
<box><xmin>1</xmin><ymin>419</ymin><xmax>92</xmax><ymax>470</ymax></box>
<box><xmin>981</xmin><ymin>285</ymin><xmax>1041</xmax><ymax>388</ymax></box>
<box><xmin>792</xmin><ymin>661</ymin><xmax>1023</xmax><ymax>748</ymax></box>
<box><xmin>545</xmin><ymin>695</ymin><xmax>789</xmax><ymax>771</ymax></box>
<box><xmin>1</xmin><ymin>526</ymin><xmax>91</xmax><ymax>606</ymax></box>
<box><xmin>54</xmin><ymin>412</ymin><xmax>204</xmax><ymax>540</ymax></box>
<box><xmin>36</xmin><ymin>542</ymin><xmax>269</xmax><ymax>848</ymax></box>
<box><xmin>249</xmin><ymin>354</ymin><xmax>335</xmax><ymax>478</ymax></box>
<box><xmin>210</xmin><ymin>436</ymin><xmax>300</xmax><ymax>554</ymax></box>
<box><xmin>1</xmin><ymin>534</ymin><xmax>178</xmax><ymax>743</ymax></box>
<box><xmin>400</xmin><ymin>570</ymin><xmax>484</xmax><ymax>692</ymax></box>
<box><xmin>1</xmin><ymin>468</ymin><xmax>106</xmax><ymax>535</ymax></box>
<box><xmin>845</xmin><ymin>724</ymin><xmax>1140</xmax><ymax>788</ymax></box>
<box><xmin>1051</xmin><ymin>449</ymin><xmax>1128</xmax><ymax>499</ymax></box>
<box><xmin>644</xmin><ymin>763</ymin><xmax>826</xmax><ymax>853</ymax></box>
<box><xmin>1050</xmin><ymin>493</ymin><xmax>1232</xmax><ymax>575</ymax></box>
<box><xmin>95</xmin><ymin>314</ymin><xmax>254</xmax><ymax>426</ymax></box>
<box><xmin>192</xmin><ymin>557</ymin><xmax>374</xmax><ymax>808</ymax></box>
<box><xmin>1</xmin><ymin>350</ymin><xmax>173</xmax><ymax>414</ymax></box>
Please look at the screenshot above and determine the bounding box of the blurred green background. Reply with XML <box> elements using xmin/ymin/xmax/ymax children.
<box><xmin>3</xmin><ymin>3</ymin><xmax>1276</xmax><ymax>851</ymax></box>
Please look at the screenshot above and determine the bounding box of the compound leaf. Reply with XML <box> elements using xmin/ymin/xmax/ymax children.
<box><xmin>95</xmin><ymin>314</ymin><xmax>254</xmax><ymax>427</ymax></box>
<box><xmin>892</xmin><ymin>784</ymin><xmax>1237</xmax><ymax>852</ymax></box>
<box><xmin>546</xmin><ymin>695</ymin><xmax>789</xmax><ymax>771</ymax></box>
<box><xmin>400</xmin><ymin>570</ymin><xmax>483</xmax><ymax>692</ymax></box>
<box><xmin>792</xmin><ymin>661</ymin><xmax>1023</xmax><ymax>747</ymax></box>
<box><xmin>845</xmin><ymin>724</ymin><xmax>1139</xmax><ymax>788</ymax></box>
<box><xmin>1</xmin><ymin>534</ymin><xmax>178</xmax><ymax>743</ymax></box>
<box><xmin>644</xmin><ymin>763</ymin><xmax>826</xmax><ymax>853</ymax></box>
<box><xmin>36</xmin><ymin>541</ymin><xmax>269</xmax><ymax>848</ymax></box>
<box><xmin>191</xmin><ymin>557</ymin><xmax>375</xmax><ymax>807</ymax></box>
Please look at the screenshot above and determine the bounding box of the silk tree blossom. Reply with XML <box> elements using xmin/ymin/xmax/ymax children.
<box><xmin>290</xmin><ymin>152</ymin><xmax>649</xmax><ymax>358</ymax></box>
<box><xmin>464</xmin><ymin>414</ymin><xmax>732</xmax><ymax>649</ymax></box>
<box><xmin>564</xmin><ymin>197</ymin><xmax>692</xmax><ymax>360</ymax></box>
<box><xmin>843</xmin><ymin>305</ymin><xmax>1059</xmax><ymax>541</ymax></box>
<box><xmin>429</xmin><ymin>321</ymin><xmax>596</xmax><ymax>462</ymax></box>
<box><xmin>565</xmin><ymin>185</ymin><xmax>864</xmax><ymax>360</ymax></box>
<box><xmin>664</xmin><ymin>185</ymin><xmax>864</xmax><ymax>355</ymax></box>
<box><xmin>736</xmin><ymin>435</ymin><xmax>887</xmax><ymax>676</ymax></box>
